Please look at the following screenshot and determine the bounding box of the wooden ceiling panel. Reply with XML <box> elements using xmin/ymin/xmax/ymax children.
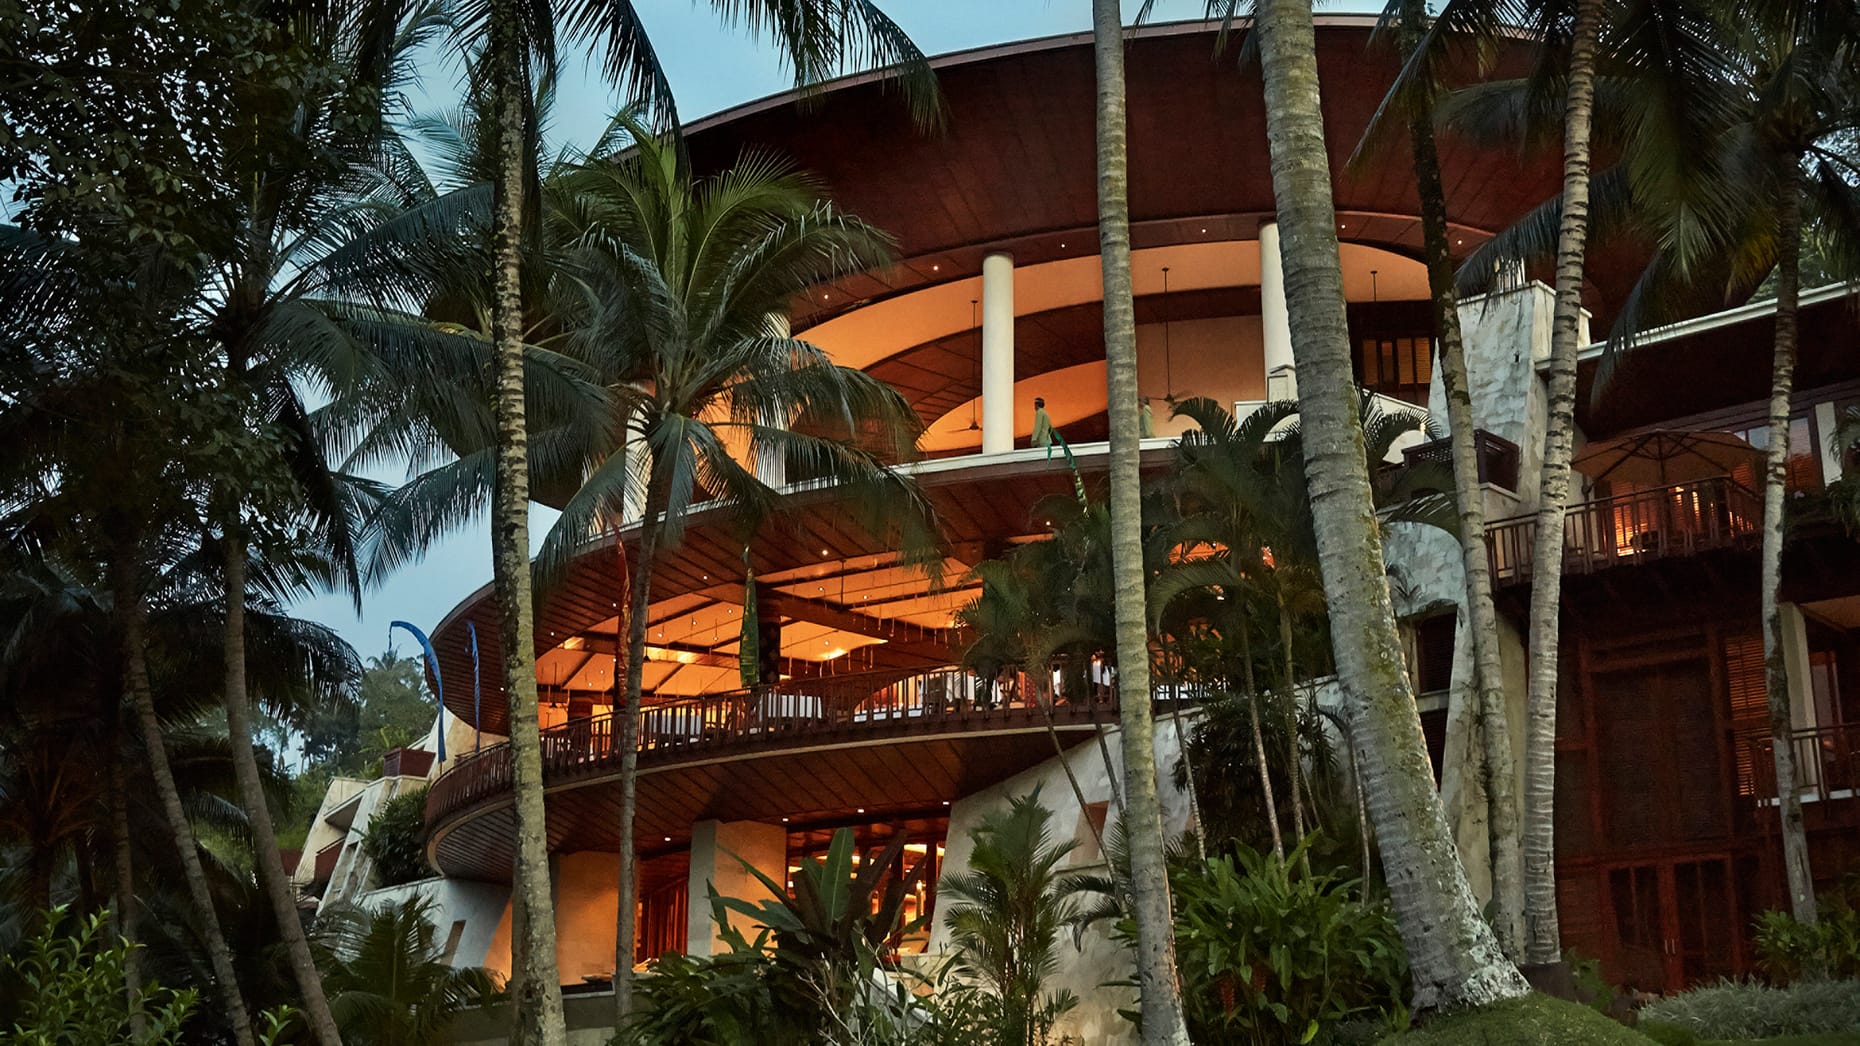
<box><xmin>428</xmin><ymin>724</ymin><xmax>1098</xmax><ymax>881</ymax></box>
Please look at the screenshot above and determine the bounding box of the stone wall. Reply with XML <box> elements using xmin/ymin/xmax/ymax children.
<box><xmin>925</xmin><ymin>720</ymin><xmax>1197</xmax><ymax>1044</ymax></box>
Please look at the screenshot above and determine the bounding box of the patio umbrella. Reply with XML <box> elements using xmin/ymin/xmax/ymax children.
<box><xmin>1571</xmin><ymin>429</ymin><xmax>1764</xmax><ymax>486</ymax></box>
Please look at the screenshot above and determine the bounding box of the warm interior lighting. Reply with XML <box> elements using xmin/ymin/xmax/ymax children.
<box><xmin>561</xmin><ymin>635</ymin><xmax>585</xmax><ymax>651</ymax></box>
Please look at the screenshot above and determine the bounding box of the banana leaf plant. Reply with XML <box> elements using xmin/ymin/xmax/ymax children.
<box><xmin>714</xmin><ymin>827</ymin><xmax>930</xmax><ymax>968</ymax></box>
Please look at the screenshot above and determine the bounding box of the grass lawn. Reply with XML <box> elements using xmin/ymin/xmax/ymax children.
<box><xmin>1702</xmin><ymin>1037</ymin><xmax>1860</xmax><ymax>1045</ymax></box>
<box><xmin>1381</xmin><ymin>994</ymin><xmax>1652</xmax><ymax>1043</ymax></box>
<box><xmin>1380</xmin><ymin>996</ymin><xmax>1860</xmax><ymax>1045</ymax></box>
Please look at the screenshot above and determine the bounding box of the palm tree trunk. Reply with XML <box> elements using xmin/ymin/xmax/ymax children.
<box><xmin>1251</xmin><ymin>0</ymin><xmax>1527</xmax><ymax>1012</ymax></box>
<box><xmin>1037</xmin><ymin>693</ymin><xmax>1116</xmax><ymax>868</ymax></box>
<box><xmin>615</xmin><ymin>470</ymin><xmax>669</xmax><ymax>1023</ymax></box>
<box><xmin>1166</xmin><ymin>696</ymin><xmax>1208</xmax><ymax>860</ymax></box>
<box><xmin>108</xmin><ymin>751</ymin><xmax>146</xmax><ymax>1039</ymax></box>
<box><xmin>1089</xmin><ymin>2</ymin><xmax>1192</xmax><ymax>1041</ymax></box>
<box><xmin>1520</xmin><ymin>0</ymin><xmax>1604</xmax><ymax>969</ymax></box>
<box><xmin>220</xmin><ymin>533</ymin><xmax>344</xmax><ymax>1046</ymax></box>
<box><xmin>1764</xmin><ymin>160</ymin><xmax>1817</xmax><ymax>925</ymax></box>
<box><xmin>487</xmin><ymin>8</ymin><xmax>567</xmax><ymax>1040</ymax></box>
<box><xmin>1240</xmin><ymin>613</ymin><xmax>1285</xmax><ymax>859</ymax></box>
<box><xmin>1401</xmin><ymin>17</ymin><xmax>1526</xmax><ymax>957</ymax></box>
<box><xmin>1277</xmin><ymin>600</ymin><xmax>1307</xmax><ymax>844</ymax></box>
<box><xmin>114</xmin><ymin>562</ymin><xmax>257</xmax><ymax>1046</ymax></box>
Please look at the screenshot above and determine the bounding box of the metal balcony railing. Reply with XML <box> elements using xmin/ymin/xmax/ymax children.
<box><xmin>1485</xmin><ymin>476</ymin><xmax>1761</xmax><ymax>586</ymax></box>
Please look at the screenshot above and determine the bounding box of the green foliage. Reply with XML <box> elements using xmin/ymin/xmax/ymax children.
<box><xmin>620</xmin><ymin>948</ymin><xmax>993</xmax><ymax>1046</ymax></box>
<box><xmin>1148</xmin><ymin>841</ymin><xmax>1408</xmax><ymax>1045</ymax></box>
<box><xmin>0</xmin><ymin>908</ymin><xmax>196</xmax><ymax>1045</ymax></box>
<box><xmin>939</xmin><ymin>791</ymin><xmax>1097</xmax><ymax>1046</ymax></box>
<box><xmin>314</xmin><ymin>898</ymin><xmax>497</xmax><ymax>1046</ymax></box>
<box><xmin>299</xmin><ymin>653</ymin><xmax>438</xmax><ymax>775</ymax></box>
<box><xmin>1380</xmin><ymin>994</ymin><xmax>1652</xmax><ymax>1044</ymax></box>
<box><xmin>714</xmin><ymin>826</ymin><xmax>927</xmax><ymax>976</ymax></box>
<box><xmin>1756</xmin><ymin>901</ymin><xmax>1860</xmax><ymax>982</ymax></box>
<box><xmin>624</xmin><ymin>827</ymin><xmax>967</xmax><ymax>1044</ymax></box>
<box><xmin>1639</xmin><ymin>1021</ymin><xmax>1701</xmax><ymax>1046</ymax></box>
<box><xmin>359</xmin><ymin>788</ymin><xmax>433</xmax><ymax>888</ymax></box>
<box><xmin>1639</xmin><ymin>978</ymin><xmax>1860</xmax><ymax>1041</ymax></box>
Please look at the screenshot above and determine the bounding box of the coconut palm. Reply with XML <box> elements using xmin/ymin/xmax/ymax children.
<box><xmin>1087</xmin><ymin>4</ymin><xmax>1193</xmax><ymax>1041</ymax></box>
<box><xmin>0</xmin><ymin>234</ymin><xmax>266</xmax><ymax>1045</ymax></box>
<box><xmin>1703</xmin><ymin>0</ymin><xmax>1860</xmax><ymax>924</ymax></box>
<box><xmin>1351</xmin><ymin>0</ymin><xmax>1531</xmax><ymax>957</ymax></box>
<box><xmin>436</xmin><ymin>8</ymin><xmax>935</xmax><ymax>1037</ymax></box>
<box><xmin>534</xmin><ymin>118</ymin><xmax>936</xmax><ymax>1016</ymax></box>
<box><xmin>179</xmin><ymin>2</ymin><xmax>470</xmax><ymax>1037</ymax></box>
<box><xmin>1187</xmin><ymin>0</ymin><xmax>1530</xmax><ymax>1012</ymax></box>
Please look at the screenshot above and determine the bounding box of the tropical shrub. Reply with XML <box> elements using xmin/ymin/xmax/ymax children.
<box><xmin>359</xmin><ymin>787</ymin><xmax>432</xmax><ymax>887</ymax></box>
<box><xmin>1150</xmin><ymin>840</ymin><xmax>1408</xmax><ymax>1045</ymax></box>
<box><xmin>939</xmin><ymin>791</ymin><xmax>1098</xmax><ymax>1046</ymax></box>
<box><xmin>1638</xmin><ymin>977</ymin><xmax>1860</xmax><ymax>1040</ymax></box>
<box><xmin>0</xmin><ymin>909</ymin><xmax>196</xmax><ymax>1045</ymax></box>
<box><xmin>623</xmin><ymin>827</ymin><xmax>935</xmax><ymax>1045</ymax></box>
<box><xmin>313</xmin><ymin>897</ymin><xmax>497</xmax><ymax>1045</ymax></box>
<box><xmin>1755</xmin><ymin>903</ymin><xmax>1860</xmax><ymax>982</ymax></box>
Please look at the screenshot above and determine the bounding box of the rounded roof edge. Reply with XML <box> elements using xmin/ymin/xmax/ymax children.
<box><xmin>678</xmin><ymin>15</ymin><xmax>1384</xmax><ymax>138</ymax></box>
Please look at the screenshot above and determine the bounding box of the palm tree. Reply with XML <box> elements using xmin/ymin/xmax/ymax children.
<box><xmin>1354</xmin><ymin>0</ymin><xmax>1527</xmax><ymax>957</ymax></box>
<box><xmin>1216</xmin><ymin>0</ymin><xmax>1531</xmax><ymax>1011</ymax></box>
<box><xmin>184</xmin><ymin>4</ymin><xmax>462</xmax><ymax>1037</ymax></box>
<box><xmin>315</xmin><ymin>898</ymin><xmax>499</xmax><ymax>1046</ymax></box>
<box><xmin>940</xmin><ymin>791</ymin><xmax>1097</xmax><ymax>1046</ymax></box>
<box><xmin>538</xmin><ymin>120</ymin><xmax>936</xmax><ymax>1020</ymax></box>
<box><xmin>0</xmin><ymin>238</ymin><xmax>264</xmax><ymax>1045</ymax></box>
<box><xmin>1151</xmin><ymin>394</ymin><xmax>1449</xmax><ymax>861</ymax></box>
<box><xmin>1712</xmin><ymin>0</ymin><xmax>1860</xmax><ymax>924</ymax></box>
<box><xmin>434</xmin><ymin>9</ymin><xmax>935</xmax><ymax>1037</ymax></box>
<box><xmin>1087</xmin><ymin>4</ymin><xmax>1193</xmax><ymax>1041</ymax></box>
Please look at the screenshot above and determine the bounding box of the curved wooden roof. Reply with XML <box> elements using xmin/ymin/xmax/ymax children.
<box><xmin>682</xmin><ymin>17</ymin><xmax>1642</xmax><ymax>331</ymax></box>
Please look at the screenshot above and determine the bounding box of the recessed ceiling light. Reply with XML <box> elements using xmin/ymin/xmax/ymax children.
<box><xmin>663</xmin><ymin>836</ymin><xmax>671</xmax><ymax>842</ymax></box>
<box><xmin>931</xmin><ymin>264</ymin><xmax>940</xmax><ymax>271</ymax></box>
<box><xmin>1059</xmin><ymin>242</ymin><xmax>1067</xmax><ymax>248</ymax></box>
<box><xmin>1200</xmin><ymin>227</ymin><xmax>1207</xmax><ymax>233</ymax></box>
<box><xmin>857</xmin><ymin>808</ymin><xmax>865</xmax><ymax>814</ymax></box>
<box><xmin>781</xmin><ymin>817</ymin><xmax>790</xmax><ymax>823</ymax></box>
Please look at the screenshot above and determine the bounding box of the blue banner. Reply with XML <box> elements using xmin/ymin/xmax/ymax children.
<box><xmin>467</xmin><ymin>621</ymin><xmax>481</xmax><ymax>754</ymax></box>
<box><xmin>389</xmin><ymin>620</ymin><xmax>446</xmax><ymax>763</ymax></box>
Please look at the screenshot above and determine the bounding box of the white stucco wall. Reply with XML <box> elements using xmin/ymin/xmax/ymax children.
<box><xmin>351</xmin><ymin>876</ymin><xmax>511</xmax><ymax>973</ymax></box>
<box><xmin>925</xmin><ymin>720</ymin><xmax>1197</xmax><ymax>1045</ymax></box>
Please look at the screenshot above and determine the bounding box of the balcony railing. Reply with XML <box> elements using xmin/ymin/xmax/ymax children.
<box><xmin>1485</xmin><ymin>476</ymin><xmax>1761</xmax><ymax>586</ymax></box>
<box><xmin>424</xmin><ymin>667</ymin><xmax>1182</xmax><ymax>833</ymax></box>
<box><xmin>1747</xmin><ymin>724</ymin><xmax>1860</xmax><ymax>806</ymax></box>
<box><xmin>1401</xmin><ymin>430</ymin><xmax>1521</xmax><ymax>492</ymax></box>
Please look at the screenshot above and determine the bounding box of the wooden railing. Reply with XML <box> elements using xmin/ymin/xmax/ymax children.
<box><xmin>1747</xmin><ymin>724</ymin><xmax>1860</xmax><ymax>806</ymax></box>
<box><xmin>1485</xmin><ymin>476</ymin><xmax>1761</xmax><ymax>586</ymax></box>
<box><xmin>424</xmin><ymin>667</ymin><xmax>1168</xmax><ymax>833</ymax></box>
<box><xmin>1401</xmin><ymin>429</ymin><xmax>1522</xmax><ymax>492</ymax></box>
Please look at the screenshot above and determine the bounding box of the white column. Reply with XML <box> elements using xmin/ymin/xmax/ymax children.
<box><xmin>981</xmin><ymin>252</ymin><xmax>1015</xmax><ymax>454</ymax></box>
<box><xmin>685</xmin><ymin>820</ymin><xmax>789</xmax><ymax>957</ymax></box>
<box><xmin>756</xmin><ymin>312</ymin><xmax>789</xmax><ymax>487</ymax></box>
<box><xmin>1259</xmin><ymin>221</ymin><xmax>1297</xmax><ymax>399</ymax></box>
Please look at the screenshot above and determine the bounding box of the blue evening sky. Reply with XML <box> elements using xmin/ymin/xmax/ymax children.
<box><xmin>291</xmin><ymin>1</ymin><xmax>1364</xmax><ymax>660</ymax></box>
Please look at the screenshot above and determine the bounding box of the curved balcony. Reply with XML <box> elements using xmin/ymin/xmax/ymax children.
<box><xmin>423</xmin><ymin>667</ymin><xmax>1145</xmax><ymax>881</ymax></box>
